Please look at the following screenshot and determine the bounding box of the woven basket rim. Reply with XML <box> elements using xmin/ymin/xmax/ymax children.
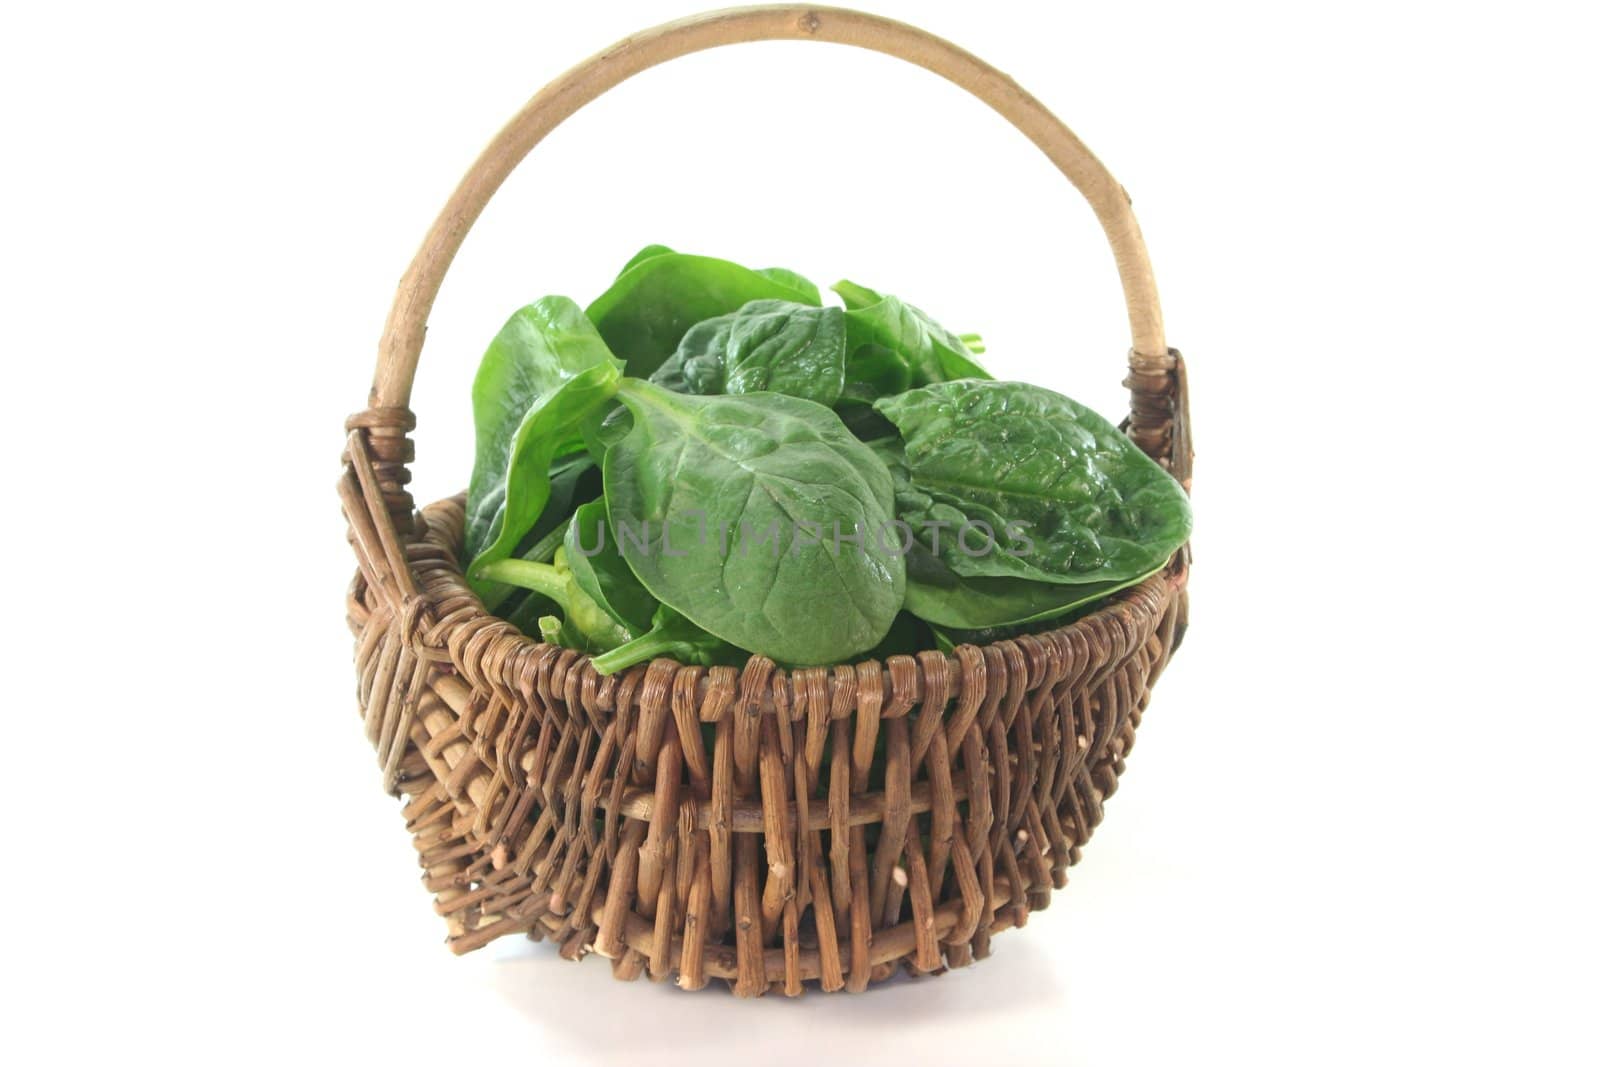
<box><xmin>400</xmin><ymin>491</ymin><xmax>1188</xmax><ymax>703</ymax></box>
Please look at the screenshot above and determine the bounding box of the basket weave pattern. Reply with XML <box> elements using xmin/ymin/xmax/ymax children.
<box><xmin>339</xmin><ymin>6</ymin><xmax>1192</xmax><ymax>994</ymax></box>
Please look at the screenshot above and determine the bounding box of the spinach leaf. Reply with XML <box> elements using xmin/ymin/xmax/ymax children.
<box><xmin>465</xmin><ymin>361</ymin><xmax>621</xmax><ymax>602</ymax></box>
<box><xmin>835</xmin><ymin>342</ymin><xmax>911</xmax><ymax>446</ymax></box>
<box><xmin>840</xmin><ymin>343</ymin><xmax>913</xmax><ymax>406</ymax></box>
<box><xmin>586</xmin><ymin>252</ymin><xmax>819</xmax><ymax>378</ymax></box>
<box><xmin>724</xmin><ymin>301</ymin><xmax>847</xmax><ymax>405</ymax></box>
<box><xmin>476</xmin><ymin>549</ymin><xmax>635</xmax><ymax>652</ymax></box>
<box><xmin>588</xmin><ymin>604</ymin><xmax>732</xmax><ymax>675</ymax></box>
<box><xmin>832</xmin><ymin>280</ymin><xmax>991</xmax><ymax>384</ymax></box>
<box><xmin>832</xmin><ymin>279</ymin><xmax>884</xmax><ymax>310</ymax></box>
<box><xmin>756</xmin><ymin>267</ymin><xmax>822</xmax><ymax>306</ymax></box>
<box><xmin>579</xmin><ymin>401</ymin><xmax>636</xmax><ymax>470</ymax></box>
<box><xmin>507</xmin><ymin>454</ymin><xmax>593</xmax><ymax>557</ymax></box>
<box><xmin>611</xmin><ymin>246</ymin><xmax>819</xmax><ymax>305</ymax></box>
<box><xmin>837</xmin><ymin>402</ymin><xmax>899</xmax><ymax>444</ymax></box>
<box><xmin>519</xmin><ymin>516</ymin><xmax>572</xmax><ymax>565</ymax></box>
<box><xmin>874</xmin><ymin>380</ymin><xmax>1192</xmax><ymax>586</ymax></box>
<box><xmin>615</xmin><ymin>243</ymin><xmax>677</xmax><ymax>276</ymax></box>
<box><xmin>564</xmin><ymin>498</ymin><xmax>657</xmax><ymax>633</ymax></box>
<box><xmin>649</xmin><ymin>300</ymin><xmax>848</xmax><ymax>407</ymax></box>
<box><xmin>603</xmin><ymin>380</ymin><xmax>906</xmax><ymax>666</ymax></box>
<box><xmin>903</xmin><ymin>552</ymin><xmax>1163</xmax><ymax>630</ymax></box>
<box><xmin>648</xmin><ymin>314</ymin><xmax>732</xmax><ymax>395</ymax></box>
<box><xmin>465</xmin><ymin>297</ymin><xmax>621</xmax><ymax>564</ymax></box>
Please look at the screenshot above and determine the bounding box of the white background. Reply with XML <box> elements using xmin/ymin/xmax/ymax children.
<box><xmin>4</xmin><ymin>1</ymin><xmax>1597</xmax><ymax>1063</ymax></box>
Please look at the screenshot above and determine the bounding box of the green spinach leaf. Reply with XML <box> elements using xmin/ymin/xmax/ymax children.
<box><xmin>756</xmin><ymin>267</ymin><xmax>822</xmax><ymax>306</ymax></box>
<box><xmin>874</xmin><ymin>380</ymin><xmax>1192</xmax><ymax>585</ymax></box>
<box><xmin>840</xmin><ymin>343</ymin><xmax>913</xmax><ymax>407</ymax></box>
<box><xmin>648</xmin><ymin>314</ymin><xmax>732</xmax><ymax>395</ymax></box>
<box><xmin>603</xmin><ymin>379</ymin><xmax>905</xmax><ymax>666</ymax></box>
<box><xmin>465</xmin><ymin>297</ymin><xmax>621</xmax><ymax>564</ymax></box>
<box><xmin>904</xmin><ymin>551</ymin><xmax>1163</xmax><ymax>630</ymax></box>
<box><xmin>832</xmin><ymin>280</ymin><xmax>990</xmax><ymax>384</ymax></box>
<box><xmin>615</xmin><ymin>244</ymin><xmax>677</xmax><ymax>276</ymax></box>
<box><xmin>611</xmin><ymin>246</ymin><xmax>819</xmax><ymax>306</ymax></box>
<box><xmin>507</xmin><ymin>454</ymin><xmax>594</xmax><ymax>557</ymax></box>
<box><xmin>466</xmin><ymin>361</ymin><xmax>621</xmax><ymax>602</ymax></box>
<box><xmin>649</xmin><ymin>300</ymin><xmax>848</xmax><ymax>407</ymax></box>
<box><xmin>832</xmin><ymin>279</ymin><xmax>884</xmax><ymax>310</ymax></box>
<box><xmin>587</xmin><ymin>252</ymin><xmax>819</xmax><ymax>378</ymax></box>
<box><xmin>836</xmin><ymin>402</ymin><xmax>900</xmax><ymax>444</ymax></box>
<box><xmin>724</xmin><ymin>301</ymin><xmax>847</xmax><ymax>405</ymax></box>
<box><xmin>564</xmin><ymin>498</ymin><xmax>657</xmax><ymax>633</ymax></box>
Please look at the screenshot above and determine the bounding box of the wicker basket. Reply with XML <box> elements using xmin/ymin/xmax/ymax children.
<box><xmin>339</xmin><ymin>5</ymin><xmax>1192</xmax><ymax>995</ymax></box>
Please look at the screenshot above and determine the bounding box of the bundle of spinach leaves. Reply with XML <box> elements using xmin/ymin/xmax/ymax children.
<box><xmin>463</xmin><ymin>246</ymin><xmax>1192</xmax><ymax>675</ymax></box>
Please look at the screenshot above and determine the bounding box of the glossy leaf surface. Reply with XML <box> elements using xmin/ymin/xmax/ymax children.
<box><xmin>465</xmin><ymin>297</ymin><xmax>621</xmax><ymax>564</ymax></box>
<box><xmin>587</xmin><ymin>252</ymin><xmax>818</xmax><ymax>378</ymax></box>
<box><xmin>875</xmin><ymin>380</ymin><xmax>1192</xmax><ymax>586</ymax></box>
<box><xmin>604</xmin><ymin>380</ymin><xmax>904</xmax><ymax>665</ymax></box>
<box><xmin>833</xmin><ymin>280</ymin><xmax>990</xmax><ymax>384</ymax></box>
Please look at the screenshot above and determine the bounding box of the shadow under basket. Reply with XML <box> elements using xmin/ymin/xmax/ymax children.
<box><xmin>339</xmin><ymin>6</ymin><xmax>1193</xmax><ymax>996</ymax></box>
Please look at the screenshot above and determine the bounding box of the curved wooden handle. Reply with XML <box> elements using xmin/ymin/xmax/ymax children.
<box><xmin>368</xmin><ymin>4</ymin><xmax>1166</xmax><ymax>411</ymax></box>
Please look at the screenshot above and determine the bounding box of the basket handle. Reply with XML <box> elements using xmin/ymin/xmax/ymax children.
<box><xmin>353</xmin><ymin>5</ymin><xmax>1185</xmax><ymax>536</ymax></box>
